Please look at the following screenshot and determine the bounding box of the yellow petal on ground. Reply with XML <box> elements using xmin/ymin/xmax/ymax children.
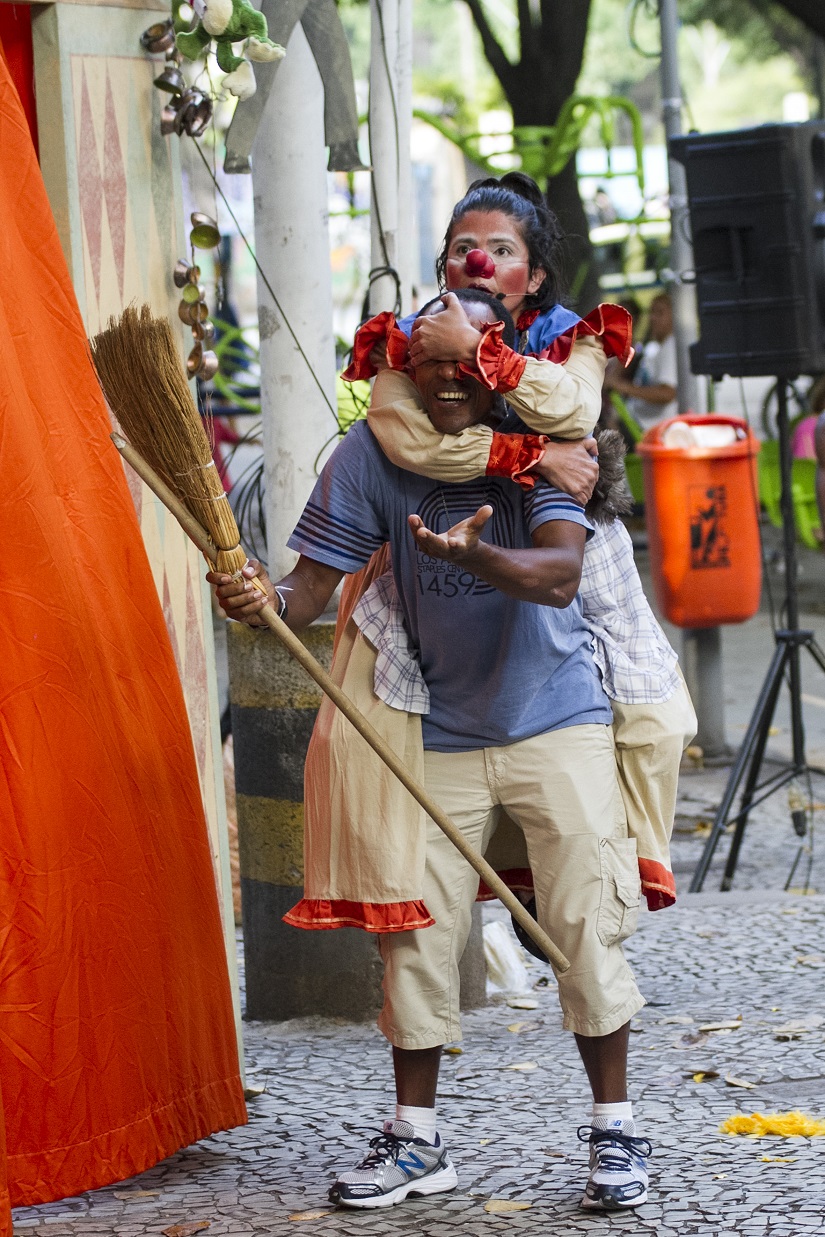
<box><xmin>507</xmin><ymin>1022</ymin><xmax>527</xmax><ymax>1033</ymax></box>
<box><xmin>691</xmin><ymin>1071</ymin><xmax>720</xmax><ymax>1083</ymax></box>
<box><xmin>759</xmin><ymin>1156</ymin><xmax>797</xmax><ymax>1163</ymax></box>
<box><xmin>288</xmin><ymin>1210</ymin><xmax>334</xmax><ymax>1221</ymax></box>
<box><xmin>444</xmin><ymin>1046</ymin><xmax>463</xmax><ymax>1054</ymax></box>
<box><xmin>480</xmin><ymin>1138</ymin><xmax>491</xmax><ymax>1145</ymax></box>
<box><xmin>725</xmin><ymin>1075</ymin><xmax>756</xmax><ymax>1089</ymax></box>
<box><xmin>484</xmin><ymin>1199</ymin><xmax>532</xmax><ymax>1213</ymax></box>
<box><xmin>506</xmin><ymin>1061</ymin><xmax>538</xmax><ymax>1071</ymax></box>
<box><xmin>506</xmin><ymin>998</ymin><xmax>539</xmax><ymax>1010</ymax></box>
<box><xmin>721</xmin><ymin>1111</ymin><xmax>825</xmax><ymax>1137</ymax></box>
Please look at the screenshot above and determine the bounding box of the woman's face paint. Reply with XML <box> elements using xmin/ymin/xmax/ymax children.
<box><xmin>445</xmin><ymin>209</ymin><xmax>545</xmax><ymax>320</ymax></box>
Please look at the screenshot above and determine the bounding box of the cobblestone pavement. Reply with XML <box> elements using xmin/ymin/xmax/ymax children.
<box><xmin>12</xmin><ymin>542</ymin><xmax>825</xmax><ymax>1236</ymax></box>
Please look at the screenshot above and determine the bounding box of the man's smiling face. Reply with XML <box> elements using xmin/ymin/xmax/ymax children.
<box><xmin>411</xmin><ymin>300</ymin><xmax>498</xmax><ymax>435</ymax></box>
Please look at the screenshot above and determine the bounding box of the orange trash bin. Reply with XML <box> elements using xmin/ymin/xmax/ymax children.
<box><xmin>636</xmin><ymin>414</ymin><xmax>762</xmax><ymax>628</ymax></box>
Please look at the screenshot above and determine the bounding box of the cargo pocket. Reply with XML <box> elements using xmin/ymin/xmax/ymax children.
<box><xmin>596</xmin><ymin>837</ymin><xmax>641</xmax><ymax>948</ymax></box>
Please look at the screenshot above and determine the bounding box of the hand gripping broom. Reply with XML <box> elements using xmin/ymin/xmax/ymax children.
<box><xmin>91</xmin><ymin>305</ymin><xmax>569</xmax><ymax>972</ymax></box>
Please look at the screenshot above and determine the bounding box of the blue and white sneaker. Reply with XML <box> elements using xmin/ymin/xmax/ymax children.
<box><xmin>578</xmin><ymin>1118</ymin><xmax>652</xmax><ymax>1210</ymax></box>
<box><xmin>329</xmin><ymin>1119</ymin><xmax>458</xmax><ymax>1209</ymax></box>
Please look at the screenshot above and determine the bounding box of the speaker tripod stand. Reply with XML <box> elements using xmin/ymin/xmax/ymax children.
<box><xmin>690</xmin><ymin>380</ymin><xmax>825</xmax><ymax>892</ymax></box>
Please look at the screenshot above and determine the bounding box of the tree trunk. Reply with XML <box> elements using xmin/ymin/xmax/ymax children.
<box><xmin>774</xmin><ymin>0</ymin><xmax>825</xmax><ymax>39</ymax></box>
<box><xmin>546</xmin><ymin>156</ymin><xmax>601</xmax><ymax>312</ymax></box>
<box><xmin>462</xmin><ymin>0</ymin><xmax>599</xmax><ymax>310</ymax></box>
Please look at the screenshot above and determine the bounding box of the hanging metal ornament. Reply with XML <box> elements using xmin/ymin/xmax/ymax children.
<box><xmin>160</xmin><ymin>102</ymin><xmax>181</xmax><ymax>136</ymax></box>
<box><xmin>140</xmin><ymin>19</ymin><xmax>176</xmax><ymax>55</ymax></box>
<box><xmin>172</xmin><ymin>214</ymin><xmax>220</xmax><ymax>381</ymax></box>
<box><xmin>153</xmin><ymin>63</ymin><xmax>186</xmax><ymax>95</ymax></box>
<box><xmin>173</xmin><ymin>88</ymin><xmax>213</xmax><ymax>139</ymax></box>
<box><xmin>190</xmin><ymin>212</ymin><xmax>221</xmax><ymax>249</ymax></box>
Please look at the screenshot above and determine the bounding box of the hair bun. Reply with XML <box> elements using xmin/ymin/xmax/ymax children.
<box><xmin>499</xmin><ymin>172</ymin><xmax>545</xmax><ymax>210</ymax></box>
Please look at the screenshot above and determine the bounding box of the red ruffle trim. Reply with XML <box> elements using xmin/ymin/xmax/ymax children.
<box><xmin>638</xmin><ymin>857</ymin><xmax>676</xmax><ymax>912</ymax></box>
<box><xmin>477</xmin><ymin>860</ymin><xmax>674</xmax><ymax>912</ymax></box>
<box><xmin>342</xmin><ymin>311</ymin><xmax>410</xmax><ymax>381</ymax></box>
<box><xmin>282</xmin><ymin>897</ymin><xmax>435</xmax><ymax>933</ymax></box>
<box><xmin>538</xmin><ymin>303</ymin><xmax>634</xmax><ymax>367</ymax></box>
<box><xmin>476</xmin><ymin>868</ymin><xmax>535</xmax><ymax>901</ymax></box>
<box><xmin>458</xmin><ymin>320</ymin><xmax>527</xmax><ymax>393</ymax></box>
<box><xmin>516</xmin><ymin>307</ymin><xmax>542</xmax><ymax>333</ymax></box>
<box><xmin>486</xmin><ymin>431</ymin><xmax>548</xmax><ymax>490</ymax></box>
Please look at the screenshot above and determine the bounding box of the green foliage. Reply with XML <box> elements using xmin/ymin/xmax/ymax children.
<box><xmin>681</xmin><ymin>0</ymin><xmax>811</xmax><ymax>64</ymax></box>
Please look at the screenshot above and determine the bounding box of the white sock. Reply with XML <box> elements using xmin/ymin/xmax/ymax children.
<box><xmin>592</xmin><ymin>1101</ymin><xmax>634</xmax><ymax>1129</ymax></box>
<box><xmin>396</xmin><ymin>1103</ymin><xmax>437</xmax><ymax>1143</ymax></box>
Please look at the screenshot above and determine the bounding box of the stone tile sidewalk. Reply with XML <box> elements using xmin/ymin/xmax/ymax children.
<box><xmin>13</xmin><ymin>874</ymin><xmax>825</xmax><ymax>1234</ymax></box>
<box><xmin>12</xmin><ymin>540</ymin><xmax>825</xmax><ymax>1236</ymax></box>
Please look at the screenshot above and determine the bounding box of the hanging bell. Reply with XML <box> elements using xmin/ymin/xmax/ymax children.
<box><xmin>141</xmin><ymin>20</ymin><xmax>176</xmax><ymax>55</ymax></box>
<box><xmin>160</xmin><ymin>101</ymin><xmax>182</xmax><ymax>136</ymax></box>
<box><xmin>190</xmin><ymin>212</ymin><xmax>221</xmax><ymax>249</ymax></box>
<box><xmin>191</xmin><ymin>318</ymin><xmax>215</xmax><ymax>343</ymax></box>
<box><xmin>181</xmin><ymin>282</ymin><xmax>206</xmax><ymax>305</ymax></box>
<box><xmin>173</xmin><ymin>258</ymin><xmax>195</xmax><ymax>288</ymax></box>
<box><xmin>186</xmin><ymin>343</ymin><xmax>204</xmax><ymax>376</ymax></box>
<box><xmin>175</xmin><ymin>89</ymin><xmax>213</xmax><ymax>139</ymax></box>
<box><xmin>197</xmin><ymin>350</ymin><xmax>219</xmax><ymax>381</ymax></box>
<box><xmin>154</xmin><ymin>64</ymin><xmax>185</xmax><ymax>95</ymax></box>
<box><xmin>178</xmin><ymin>299</ymin><xmax>207</xmax><ymax>325</ymax></box>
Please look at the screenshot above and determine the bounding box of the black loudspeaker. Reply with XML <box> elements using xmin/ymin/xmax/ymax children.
<box><xmin>671</xmin><ymin>122</ymin><xmax>825</xmax><ymax>379</ymax></box>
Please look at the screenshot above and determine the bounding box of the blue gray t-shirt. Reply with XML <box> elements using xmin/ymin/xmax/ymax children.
<box><xmin>288</xmin><ymin>422</ymin><xmax>611</xmax><ymax>751</ymax></box>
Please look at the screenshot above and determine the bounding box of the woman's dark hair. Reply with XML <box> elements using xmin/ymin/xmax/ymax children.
<box><xmin>435</xmin><ymin>172</ymin><xmax>566</xmax><ymax>313</ymax></box>
<box><xmin>417</xmin><ymin>287</ymin><xmax>517</xmax><ymax>350</ymax></box>
<box><xmin>585</xmin><ymin>428</ymin><xmax>634</xmax><ymax>525</ymax></box>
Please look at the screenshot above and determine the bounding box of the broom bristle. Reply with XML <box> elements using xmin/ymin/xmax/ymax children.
<box><xmin>92</xmin><ymin>305</ymin><xmax>247</xmax><ymax>574</ymax></box>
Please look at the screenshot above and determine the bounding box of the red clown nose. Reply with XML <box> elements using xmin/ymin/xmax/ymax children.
<box><xmin>464</xmin><ymin>248</ymin><xmax>495</xmax><ymax>279</ymax></box>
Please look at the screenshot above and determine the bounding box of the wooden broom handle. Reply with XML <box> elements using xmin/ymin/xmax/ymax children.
<box><xmin>112</xmin><ymin>432</ymin><xmax>570</xmax><ymax>973</ymax></box>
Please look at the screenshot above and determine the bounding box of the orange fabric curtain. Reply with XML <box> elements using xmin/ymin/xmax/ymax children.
<box><xmin>0</xmin><ymin>63</ymin><xmax>246</xmax><ymax>1236</ymax></box>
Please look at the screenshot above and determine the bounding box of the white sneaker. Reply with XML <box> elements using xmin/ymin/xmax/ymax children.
<box><xmin>329</xmin><ymin>1119</ymin><xmax>458</xmax><ymax>1209</ymax></box>
<box><xmin>578</xmin><ymin>1118</ymin><xmax>651</xmax><ymax>1209</ymax></box>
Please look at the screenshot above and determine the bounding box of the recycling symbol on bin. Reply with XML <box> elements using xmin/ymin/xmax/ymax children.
<box><xmin>689</xmin><ymin>484</ymin><xmax>731</xmax><ymax>569</ymax></box>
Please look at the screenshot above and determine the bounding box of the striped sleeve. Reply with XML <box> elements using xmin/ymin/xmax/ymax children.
<box><xmin>523</xmin><ymin>480</ymin><xmax>594</xmax><ymax>538</ymax></box>
<box><xmin>287</xmin><ymin>427</ymin><xmax>390</xmax><ymax>573</ymax></box>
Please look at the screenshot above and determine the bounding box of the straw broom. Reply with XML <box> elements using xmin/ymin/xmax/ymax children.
<box><xmin>92</xmin><ymin>305</ymin><xmax>569</xmax><ymax>973</ymax></box>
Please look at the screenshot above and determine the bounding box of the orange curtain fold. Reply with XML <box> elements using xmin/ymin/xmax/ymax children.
<box><xmin>0</xmin><ymin>61</ymin><xmax>245</xmax><ymax>1227</ymax></box>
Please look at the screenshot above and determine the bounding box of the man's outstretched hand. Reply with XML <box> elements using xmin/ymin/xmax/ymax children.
<box><xmin>408</xmin><ymin>504</ymin><xmax>493</xmax><ymax>565</ymax></box>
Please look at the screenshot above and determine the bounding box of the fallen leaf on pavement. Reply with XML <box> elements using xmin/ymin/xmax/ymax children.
<box><xmin>774</xmin><ymin>1019</ymin><xmax>823</xmax><ymax>1040</ymax></box>
<box><xmin>760</xmin><ymin>1156</ymin><xmax>797</xmax><ymax>1163</ymax></box>
<box><xmin>243</xmin><ymin>1084</ymin><xmax>266</xmax><ymax>1099</ymax></box>
<box><xmin>725</xmin><ymin>1074</ymin><xmax>756</xmax><ymax>1089</ymax></box>
<box><xmin>506</xmin><ymin>998</ymin><xmax>538</xmax><ymax>1010</ymax></box>
<box><xmin>506</xmin><ymin>1061</ymin><xmax>538</xmax><ymax>1071</ymax></box>
<box><xmin>484</xmin><ymin>1199</ymin><xmax>532</xmax><ymax>1213</ymax></box>
<box><xmin>162</xmin><ymin>1224</ymin><xmax>210</xmax><ymax>1237</ymax></box>
<box><xmin>480</xmin><ymin>1138</ymin><xmax>491</xmax><ymax>1145</ymax></box>
<box><xmin>675</xmin><ymin>1032</ymin><xmax>709</xmax><ymax>1049</ymax></box>
<box><xmin>699</xmin><ymin>1020</ymin><xmax>742</xmax><ymax>1032</ymax></box>
<box><xmin>712</xmin><ymin>1173</ymin><xmax>728</xmax><ymax>1180</ymax></box>
<box><xmin>113</xmin><ymin>1190</ymin><xmax>160</xmax><ymax>1200</ymax></box>
<box><xmin>288</xmin><ymin>1210</ymin><xmax>333</xmax><ymax>1221</ymax></box>
<box><xmin>660</xmin><ymin>1015</ymin><xmax>694</xmax><ymax>1025</ymax></box>
<box><xmin>796</xmin><ymin>955</ymin><xmax>825</xmax><ymax>967</ymax></box>
<box><xmin>507</xmin><ymin>1021</ymin><xmax>538</xmax><ymax>1033</ymax></box>
<box><xmin>444</xmin><ymin>1046</ymin><xmax>463</xmax><ymax>1055</ymax></box>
